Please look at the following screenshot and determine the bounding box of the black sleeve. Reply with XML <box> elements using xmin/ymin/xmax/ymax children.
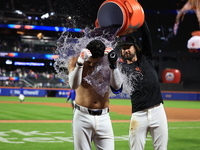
<box><xmin>140</xmin><ymin>21</ymin><xmax>153</xmax><ymax>59</ymax></box>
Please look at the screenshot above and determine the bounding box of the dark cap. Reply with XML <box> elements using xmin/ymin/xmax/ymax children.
<box><xmin>116</xmin><ymin>35</ymin><xmax>136</xmax><ymax>47</ymax></box>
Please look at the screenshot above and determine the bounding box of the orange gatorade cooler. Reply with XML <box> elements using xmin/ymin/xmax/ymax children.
<box><xmin>95</xmin><ymin>0</ymin><xmax>145</xmax><ymax>36</ymax></box>
<box><xmin>162</xmin><ymin>68</ymin><xmax>181</xmax><ymax>83</ymax></box>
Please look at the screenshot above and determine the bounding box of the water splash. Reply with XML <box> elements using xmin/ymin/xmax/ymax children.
<box><xmin>53</xmin><ymin>27</ymin><xmax>118</xmax><ymax>97</ymax></box>
<box><xmin>53</xmin><ymin>26</ymin><xmax>139</xmax><ymax>97</ymax></box>
<box><xmin>84</xmin><ymin>56</ymin><xmax>111</xmax><ymax>96</ymax></box>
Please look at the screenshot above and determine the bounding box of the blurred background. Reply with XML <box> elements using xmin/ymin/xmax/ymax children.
<box><xmin>0</xmin><ymin>0</ymin><xmax>199</xmax><ymax>93</ymax></box>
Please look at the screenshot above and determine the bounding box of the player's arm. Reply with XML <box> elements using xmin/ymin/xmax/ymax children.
<box><xmin>110</xmin><ymin>68</ymin><xmax>123</xmax><ymax>94</ymax></box>
<box><xmin>68</xmin><ymin>49</ymin><xmax>91</xmax><ymax>89</ymax></box>
<box><xmin>105</xmin><ymin>48</ymin><xmax>123</xmax><ymax>94</ymax></box>
<box><xmin>140</xmin><ymin>21</ymin><xmax>153</xmax><ymax>59</ymax></box>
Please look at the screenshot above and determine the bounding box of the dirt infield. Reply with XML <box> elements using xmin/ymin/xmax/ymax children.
<box><xmin>0</xmin><ymin>101</ymin><xmax>200</xmax><ymax>123</ymax></box>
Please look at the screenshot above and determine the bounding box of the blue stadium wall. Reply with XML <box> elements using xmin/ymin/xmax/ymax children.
<box><xmin>0</xmin><ymin>87</ymin><xmax>200</xmax><ymax>101</ymax></box>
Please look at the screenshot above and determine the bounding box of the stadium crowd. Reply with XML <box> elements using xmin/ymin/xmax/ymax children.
<box><xmin>0</xmin><ymin>67</ymin><xmax>68</xmax><ymax>88</ymax></box>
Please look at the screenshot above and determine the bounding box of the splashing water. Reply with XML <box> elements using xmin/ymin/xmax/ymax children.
<box><xmin>53</xmin><ymin>27</ymin><xmax>119</xmax><ymax>97</ymax></box>
<box><xmin>84</xmin><ymin>56</ymin><xmax>111</xmax><ymax>96</ymax></box>
<box><xmin>53</xmin><ymin>26</ymin><xmax>138</xmax><ymax>97</ymax></box>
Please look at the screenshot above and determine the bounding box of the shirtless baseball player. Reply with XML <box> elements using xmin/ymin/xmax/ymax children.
<box><xmin>68</xmin><ymin>39</ymin><xmax>123</xmax><ymax>150</ymax></box>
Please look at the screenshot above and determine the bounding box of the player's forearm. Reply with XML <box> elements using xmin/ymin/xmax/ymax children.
<box><xmin>68</xmin><ymin>64</ymin><xmax>83</xmax><ymax>89</ymax></box>
<box><xmin>110</xmin><ymin>68</ymin><xmax>123</xmax><ymax>90</ymax></box>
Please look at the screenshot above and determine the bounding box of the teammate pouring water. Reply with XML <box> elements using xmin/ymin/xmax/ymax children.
<box><xmin>116</xmin><ymin>21</ymin><xmax>168</xmax><ymax>150</ymax></box>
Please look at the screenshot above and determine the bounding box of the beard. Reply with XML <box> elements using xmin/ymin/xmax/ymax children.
<box><xmin>122</xmin><ymin>53</ymin><xmax>135</xmax><ymax>61</ymax></box>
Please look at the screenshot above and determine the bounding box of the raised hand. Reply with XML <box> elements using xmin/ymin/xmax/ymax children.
<box><xmin>104</xmin><ymin>47</ymin><xmax>113</xmax><ymax>55</ymax></box>
<box><xmin>105</xmin><ymin>48</ymin><xmax>118</xmax><ymax>69</ymax></box>
<box><xmin>77</xmin><ymin>49</ymin><xmax>92</xmax><ymax>65</ymax></box>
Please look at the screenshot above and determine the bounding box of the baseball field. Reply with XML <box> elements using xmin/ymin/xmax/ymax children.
<box><xmin>0</xmin><ymin>96</ymin><xmax>200</xmax><ymax>150</ymax></box>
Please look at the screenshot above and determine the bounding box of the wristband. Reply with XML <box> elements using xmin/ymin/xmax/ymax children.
<box><xmin>110</xmin><ymin>64</ymin><xmax>116</xmax><ymax>69</ymax></box>
<box><xmin>77</xmin><ymin>62</ymin><xmax>83</xmax><ymax>66</ymax></box>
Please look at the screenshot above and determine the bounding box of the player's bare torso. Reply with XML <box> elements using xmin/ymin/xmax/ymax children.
<box><xmin>68</xmin><ymin>57</ymin><xmax>110</xmax><ymax>109</ymax></box>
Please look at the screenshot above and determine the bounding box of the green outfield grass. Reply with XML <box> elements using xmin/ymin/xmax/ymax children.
<box><xmin>1</xmin><ymin>96</ymin><xmax>200</xmax><ymax>108</ymax></box>
<box><xmin>0</xmin><ymin>96</ymin><xmax>200</xmax><ymax>150</ymax></box>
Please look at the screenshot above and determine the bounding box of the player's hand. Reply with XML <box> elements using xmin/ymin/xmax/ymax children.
<box><xmin>77</xmin><ymin>49</ymin><xmax>92</xmax><ymax>65</ymax></box>
<box><xmin>108</xmin><ymin>50</ymin><xmax>118</xmax><ymax>69</ymax></box>
<box><xmin>104</xmin><ymin>47</ymin><xmax>113</xmax><ymax>55</ymax></box>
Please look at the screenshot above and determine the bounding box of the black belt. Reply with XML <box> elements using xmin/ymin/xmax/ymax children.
<box><xmin>75</xmin><ymin>104</ymin><xmax>109</xmax><ymax>116</ymax></box>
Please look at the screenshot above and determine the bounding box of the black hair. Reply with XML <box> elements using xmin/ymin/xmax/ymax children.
<box><xmin>86</xmin><ymin>40</ymin><xmax>105</xmax><ymax>58</ymax></box>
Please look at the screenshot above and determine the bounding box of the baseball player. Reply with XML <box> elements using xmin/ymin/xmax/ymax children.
<box><xmin>66</xmin><ymin>89</ymin><xmax>76</xmax><ymax>109</ymax></box>
<box><xmin>68</xmin><ymin>39</ymin><xmax>123</xmax><ymax>150</ymax></box>
<box><xmin>19</xmin><ymin>85</ymin><xmax>25</xmax><ymax>103</ymax></box>
<box><xmin>116</xmin><ymin>21</ymin><xmax>168</xmax><ymax>150</ymax></box>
